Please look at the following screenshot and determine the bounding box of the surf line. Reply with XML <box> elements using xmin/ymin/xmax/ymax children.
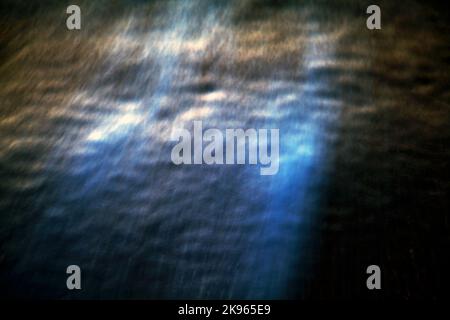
<box><xmin>170</xmin><ymin>121</ymin><xmax>279</xmax><ymax>175</ymax></box>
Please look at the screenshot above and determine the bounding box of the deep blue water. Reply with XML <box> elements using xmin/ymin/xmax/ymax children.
<box><xmin>0</xmin><ymin>0</ymin><xmax>449</xmax><ymax>299</ymax></box>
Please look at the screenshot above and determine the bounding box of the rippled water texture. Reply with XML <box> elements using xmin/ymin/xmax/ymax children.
<box><xmin>1</xmin><ymin>0</ymin><xmax>449</xmax><ymax>299</ymax></box>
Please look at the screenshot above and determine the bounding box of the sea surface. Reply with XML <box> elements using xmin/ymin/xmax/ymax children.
<box><xmin>0</xmin><ymin>0</ymin><xmax>449</xmax><ymax>299</ymax></box>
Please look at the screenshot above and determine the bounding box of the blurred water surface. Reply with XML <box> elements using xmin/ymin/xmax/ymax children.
<box><xmin>0</xmin><ymin>0</ymin><xmax>449</xmax><ymax>299</ymax></box>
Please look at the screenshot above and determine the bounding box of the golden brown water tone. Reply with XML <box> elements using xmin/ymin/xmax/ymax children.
<box><xmin>0</xmin><ymin>0</ymin><xmax>449</xmax><ymax>299</ymax></box>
